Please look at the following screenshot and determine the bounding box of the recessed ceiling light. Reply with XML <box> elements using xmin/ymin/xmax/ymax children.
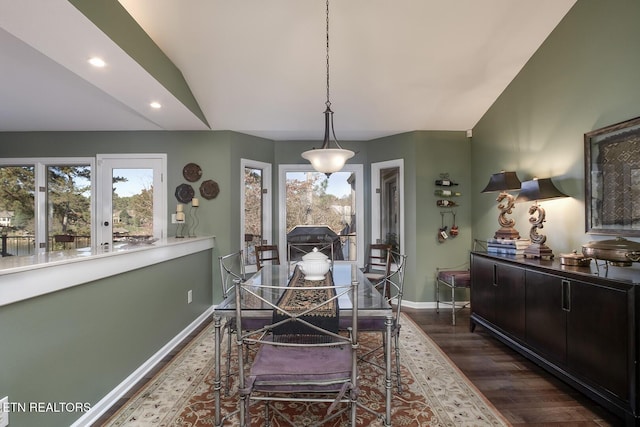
<box><xmin>88</xmin><ymin>57</ymin><xmax>106</xmax><ymax>68</ymax></box>
<box><xmin>150</xmin><ymin>102</ymin><xmax>162</xmax><ymax>109</ymax></box>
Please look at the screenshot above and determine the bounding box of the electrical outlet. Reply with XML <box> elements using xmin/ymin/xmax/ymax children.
<box><xmin>171</xmin><ymin>213</ymin><xmax>177</xmax><ymax>224</ymax></box>
<box><xmin>0</xmin><ymin>396</ymin><xmax>9</xmax><ymax>427</ymax></box>
<box><xmin>187</xmin><ymin>290</ymin><xmax>193</xmax><ymax>304</ymax></box>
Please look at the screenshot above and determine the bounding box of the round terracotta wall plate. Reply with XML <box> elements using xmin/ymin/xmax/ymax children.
<box><xmin>175</xmin><ymin>183</ymin><xmax>195</xmax><ymax>203</ymax></box>
<box><xmin>182</xmin><ymin>163</ymin><xmax>202</xmax><ymax>182</ymax></box>
<box><xmin>200</xmin><ymin>179</ymin><xmax>220</xmax><ymax>200</ymax></box>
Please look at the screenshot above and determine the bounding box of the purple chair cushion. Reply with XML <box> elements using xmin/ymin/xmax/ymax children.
<box><xmin>437</xmin><ymin>270</ymin><xmax>471</xmax><ymax>288</ymax></box>
<box><xmin>247</xmin><ymin>343</ymin><xmax>352</xmax><ymax>393</ymax></box>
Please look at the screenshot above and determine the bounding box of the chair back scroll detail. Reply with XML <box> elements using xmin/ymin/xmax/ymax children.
<box><xmin>218</xmin><ymin>250</ymin><xmax>246</xmax><ymax>298</ymax></box>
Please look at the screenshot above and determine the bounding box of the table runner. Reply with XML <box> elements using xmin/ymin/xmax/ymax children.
<box><xmin>272</xmin><ymin>266</ymin><xmax>338</xmax><ymax>340</ymax></box>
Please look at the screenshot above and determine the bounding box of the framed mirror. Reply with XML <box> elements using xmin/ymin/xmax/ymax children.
<box><xmin>585</xmin><ymin>116</ymin><xmax>640</xmax><ymax>236</ymax></box>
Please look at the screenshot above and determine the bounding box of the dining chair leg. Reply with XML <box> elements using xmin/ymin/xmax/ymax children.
<box><xmin>225</xmin><ymin>324</ymin><xmax>232</xmax><ymax>395</ymax></box>
<box><xmin>384</xmin><ymin>315</ymin><xmax>393</xmax><ymax>427</ymax></box>
<box><xmin>451</xmin><ymin>284</ymin><xmax>456</xmax><ymax>326</ymax></box>
<box><xmin>213</xmin><ymin>316</ymin><xmax>223</xmax><ymax>427</ymax></box>
<box><xmin>264</xmin><ymin>402</ymin><xmax>271</xmax><ymax>427</ymax></box>
<box><xmin>394</xmin><ymin>324</ymin><xmax>403</xmax><ymax>394</ymax></box>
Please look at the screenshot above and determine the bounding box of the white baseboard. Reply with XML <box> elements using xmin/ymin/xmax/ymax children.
<box><xmin>72</xmin><ymin>306</ymin><xmax>214</xmax><ymax>427</ymax></box>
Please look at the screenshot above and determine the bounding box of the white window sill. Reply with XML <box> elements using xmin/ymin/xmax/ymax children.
<box><xmin>0</xmin><ymin>236</ymin><xmax>215</xmax><ymax>307</ymax></box>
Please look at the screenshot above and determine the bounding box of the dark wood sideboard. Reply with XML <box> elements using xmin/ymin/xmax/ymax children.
<box><xmin>470</xmin><ymin>251</ymin><xmax>640</xmax><ymax>425</ymax></box>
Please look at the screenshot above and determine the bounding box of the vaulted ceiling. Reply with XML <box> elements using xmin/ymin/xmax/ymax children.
<box><xmin>0</xmin><ymin>0</ymin><xmax>576</xmax><ymax>140</ymax></box>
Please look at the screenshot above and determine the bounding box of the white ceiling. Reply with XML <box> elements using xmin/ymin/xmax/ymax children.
<box><xmin>0</xmin><ymin>0</ymin><xmax>576</xmax><ymax>141</ymax></box>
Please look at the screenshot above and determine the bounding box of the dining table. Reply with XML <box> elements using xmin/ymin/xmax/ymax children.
<box><xmin>212</xmin><ymin>262</ymin><xmax>394</xmax><ymax>426</ymax></box>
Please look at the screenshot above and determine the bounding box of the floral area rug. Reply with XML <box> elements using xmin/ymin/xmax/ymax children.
<box><xmin>101</xmin><ymin>314</ymin><xmax>509</xmax><ymax>426</ymax></box>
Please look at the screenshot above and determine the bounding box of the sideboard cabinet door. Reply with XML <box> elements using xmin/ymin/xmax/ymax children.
<box><xmin>567</xmin><ymin>280</ymin><xmax>631</xmax><ymax>401</ymax></box>
<box><xmin>525</xmin><ymin>270</ymin><xmax>567</xmax><ymax>365</ymax></box>
<box><xmin>470</xmin><ymin>254</ymin><xmax>496</xmax><ymax>324</ymax></box>
<box><xmin>471</xmin><ymin>255</ymin><xmax>525</xmax><ymax>340</ymax></box>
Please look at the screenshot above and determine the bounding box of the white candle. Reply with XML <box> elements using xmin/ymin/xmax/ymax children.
<box><xmin>192</xmin><ymin>198</ymin><xmax>199</xmax><ymax>207</ymax></box>
<box><xmin>177</xmin><ymin>204</ymin><xmax>183</xmax><ymax>212</ymax></box>
<box><xmin>176</xmin><ymin>212</ymin><xmax>185</xmax><ymax>222</ymax></box>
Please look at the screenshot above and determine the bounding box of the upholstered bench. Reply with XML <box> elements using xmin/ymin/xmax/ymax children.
<box><xmin>436</xmin><ymin>269</ymin><xmax>471</xmax><ymax>325</ymax></box>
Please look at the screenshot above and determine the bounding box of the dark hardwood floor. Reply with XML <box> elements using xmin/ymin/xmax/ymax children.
<box><xmin>404</xmin><ymin>307</ymin><xmax>622</xmax><ymax>426</ymax></box>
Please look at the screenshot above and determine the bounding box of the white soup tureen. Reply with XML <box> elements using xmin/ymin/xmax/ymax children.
<box><xmin>298</xmin><ymin>247</ymin><xmax>331</xmax><ymax>280</ymax></box>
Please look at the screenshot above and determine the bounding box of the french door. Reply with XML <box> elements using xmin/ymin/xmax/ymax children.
<box><xmin>241</xmin><ymin>159</ymin><xmax>272</xmax><ymax>270</ymax></box>
<box><xmin>96</xmin><ymin>154</ymin><xmax>166</xmax><ymax>248</ymax></box>
<box><xmin>371</xmin><ymin>159</ymin><xmax>404</xmax><ymax>256</ymax></box>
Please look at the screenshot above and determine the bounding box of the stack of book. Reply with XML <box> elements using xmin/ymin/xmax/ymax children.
<box><xmin>487</xmin><ymin>238</ymin><xmax>531</xmax><ymax>256</ymax></box>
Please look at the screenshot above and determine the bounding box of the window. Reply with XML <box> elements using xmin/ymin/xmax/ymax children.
<box><xmin>278</xmin><ymin>164</ymin><xmax>364</xmax><ymax>266</ymax></box>
<box><xmin>0</xmin><ymin>158</ymin><xmax>94</xmax><ymax>255</ymax></box>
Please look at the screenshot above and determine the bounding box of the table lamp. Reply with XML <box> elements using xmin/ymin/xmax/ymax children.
<box><xmin>481</xmin><ymin>171</ymin><xmax>522</xmax><ymax>239</ymax></box>
<box><xmin>515</xmin><ymin>177</ymin><xmax>568</xmax><ymax>259</ymax></box>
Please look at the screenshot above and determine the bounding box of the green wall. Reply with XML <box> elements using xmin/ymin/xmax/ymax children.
<box><xmin>471</xmin><ymin>0</ymin><xmax>640</xmax><ymax>253</ymax></box>
<box><xmin>367</xmin><ymin>131</ymin><xmax>472</xmax><ymax>303</ymax></box>
<box><xmin>0</xmin><ymin>250</ymin><xmax>212</xmax><ymax>427</ymax></box>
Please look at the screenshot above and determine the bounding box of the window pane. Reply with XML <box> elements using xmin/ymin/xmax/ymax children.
<box><xmin>0</xmin><ymin>166</ymin><xmax>35</xmax><ymax>256</ymax></box>
<box><xmin>112</xmin><ymin>168</ymin><xmax>153</xmax><ymax>242</ymax></box>
<box><xmin>285</xmin><ymin>171</ymin><xmax>356</xmax><ymax>261</ymax></box>
<box><xmin>47</xmin><ymin>165</ymin><xmax>92</xmax><ymax>251</ymax></box>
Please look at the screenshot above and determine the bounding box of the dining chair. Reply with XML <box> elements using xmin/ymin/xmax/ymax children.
<box><xmin>362</xmin><ymin>243</ymin><xmax>392</xmax><ymax>291</ymax></box>
<box><xmin>255</xmin><ymin>244</ymin><xmax>280</xmax><ymax>269</ymax></box>
<box><xmin>234</xmin><ymin>268</ymin><xmax>360</xmax><ymax>426</ymax></box>
<box><xmin>343</xmin><ymin>250</ymin><xmax>407</xmax><ymax>393</ymax></box>
<box><xmin>218</xmin><ymin>250</ymin><xmax>266</xmax><ymax>395</ymax></box>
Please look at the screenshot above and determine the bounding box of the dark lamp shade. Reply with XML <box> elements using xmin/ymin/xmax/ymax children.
<box><xmin>481</xmin><ymin>171</ymin><xmax>521</xmax><ymax>193</ymax></box>
<box><xmin>516</xmin><ymin>178</ymin><xmax>568</xmax><ymax>202</ymax></box>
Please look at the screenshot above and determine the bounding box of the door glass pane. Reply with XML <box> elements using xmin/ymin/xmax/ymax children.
<box><xmin>244</xmin><ymin>166</ymin><xmax>263</xmax><ymax>265</ymax></box>
<box><xmin>112</xmin><ymin>168</ymin><xmax>153</xmax><ymax>242</ymax></box>
<box><xmin>285</xmin><ymin>171</ymin><xmax>356</xmax><ymax>261</ymax></box>
<box><xmin>0</xmin><ymin>166</ymin><xmax>35</xmax><ymax>256</ymax></box>
<box><xmin>380</xmin><ymin>167</ymin><xmax>400</xmax><ymax>252</ymax></box>
<box><xmin>47</xmin><ymin>165</ymin><xmax>92</xmax><ymax>251</ymax></box>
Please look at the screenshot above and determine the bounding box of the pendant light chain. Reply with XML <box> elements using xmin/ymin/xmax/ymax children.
<box><xmin>325</xmin><ymin>0</ymin><xmax>342</xmax><ymax>147</ymax></box>
<box><xmin>325</xmin><ymin>0</ymin><xmax>331</xmax><ymax>109</ymax></box>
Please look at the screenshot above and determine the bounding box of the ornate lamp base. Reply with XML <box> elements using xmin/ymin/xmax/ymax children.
<box><xmin>523</xmin><ymin>243</ymin><xmax>554</xmax><ymax>259</ymax></box>
<box><xmin>494</xmin><ymin>227</ymin><xmax>520</xmax><ymax>240</ymax></box>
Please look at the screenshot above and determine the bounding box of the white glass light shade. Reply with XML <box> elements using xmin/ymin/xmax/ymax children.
<box><xmin>301</xmin><ymin>148</ymin><xmax>354</xmax><ymax>174</ymax></box>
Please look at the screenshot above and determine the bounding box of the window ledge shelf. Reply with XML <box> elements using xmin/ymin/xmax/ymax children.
<box><xmin>0</xmin><ymin>236</ymin><xmax>215</xmax><ymax>307</ymax></box>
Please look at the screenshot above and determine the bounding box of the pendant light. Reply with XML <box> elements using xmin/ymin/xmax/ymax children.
<box><xmin>301</xmin><ymin>0</ymin><xmax>354</xmax><ymax>174</ymax></box>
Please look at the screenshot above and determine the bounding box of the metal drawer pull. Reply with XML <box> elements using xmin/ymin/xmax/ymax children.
<box><xmin>561</xmin><ymin>279</ymin><xmax>571</xmax><ymax>312</ymax></box>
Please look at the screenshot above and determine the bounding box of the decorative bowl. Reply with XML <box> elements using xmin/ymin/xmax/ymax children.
<box><xmin>582</xmin><ymin>236</ymin><xmax>640</xmax><ymax>266</ymax></box>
